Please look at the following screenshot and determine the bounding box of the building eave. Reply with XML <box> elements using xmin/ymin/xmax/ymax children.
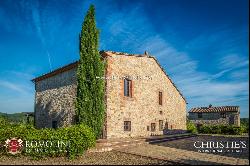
<box><xmin>31</xmin><ymin>50</ymin><xmax>187</xmax><ymax>103</ymax></box>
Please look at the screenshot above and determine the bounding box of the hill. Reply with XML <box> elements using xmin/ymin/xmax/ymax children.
<box><xmin>0</xmin><ymin>112</ymin><xmax>27</xmax><ymax>123</ymax></box>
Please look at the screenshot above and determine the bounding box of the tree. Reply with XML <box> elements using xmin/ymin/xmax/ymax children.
<box><xmin>76</xmin><ymin>5</ymin><xmax>105</xmax><ymax>138</ymax></box>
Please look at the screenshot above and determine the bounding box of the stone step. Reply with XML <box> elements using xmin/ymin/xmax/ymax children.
<box><xmin>88</xmin><ymin>139</ymin><xmax>148</xmax><ymax>153</ymax></box>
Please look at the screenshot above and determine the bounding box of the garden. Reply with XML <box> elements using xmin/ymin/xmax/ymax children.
<box><xmin>0</xmin><ymin>116</ymin><xmax>96</xmax><ymax>159</ymax></box>
<box><xmin>187</xmin><ymin>120</ymin><xmax>249</xmax><ymax>135</ymax></box>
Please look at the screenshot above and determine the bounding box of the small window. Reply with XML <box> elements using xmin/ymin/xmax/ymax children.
<box><xmin>159</xmin><ymin>92</ymin><xmax>163</xmax><ymax>105</ymax></box>
<box><xmin>170</xmin><ymin>125</ymin><xmax>173</xmax><ymax>130</ymax></box>
<box><xmin>221</xmin><ymin>113</ymin><xmax>226</xmax><ymax>118</ymax></box>
<box><xmin>124</xmin><ymin>78</ymin><xmax>132</xmax><ymax>97</ymax></box>
<box><xmin>147</xmin><ymin>126</ymin><xmax>150</xmax><ymax>131</ymax></box>
<box><xmin>52</xmin><ymin>120</ymin><xmax>58</xmax><ymax>129</ymax></box>
<box><xmin>198</xmin><ymin>113</ymin><xmax>203</xmax><ymax>118</ymax></box>
<box><xmin>159</xmin><ymin>120</ymin><xmax>164</xmax><ymax>131</ymax></box>
<box><xmin>151</xmin><ymin>123</ymin><xmax>156</xmax><ymax>132</ymax></box>
<box><xmin>124</xmin><ymin>121</ymin><xmax>131</xmax><ymax>131</ymax></box>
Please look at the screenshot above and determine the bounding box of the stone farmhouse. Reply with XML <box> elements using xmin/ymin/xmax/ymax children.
<box><xmin>32</xmin><ymin>51</ymin><xmax>187</xmax><ymax>139</ymax></box>
<box><xmin>188</xmin><ymin>104</ymin><xmax>240</xmax><ymax>128</ymax></box>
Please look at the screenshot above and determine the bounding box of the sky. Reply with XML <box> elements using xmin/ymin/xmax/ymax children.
<box><xmin>0</xmin><ymin>0</ymin><xmax>249</xmax><ymax>117</ymax></box>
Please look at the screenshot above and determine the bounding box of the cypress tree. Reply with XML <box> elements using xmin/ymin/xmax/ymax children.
<box><xmin>76</xmin><ymin>5</ymin><xmax>105</xmax><ymax>138</ymax></box>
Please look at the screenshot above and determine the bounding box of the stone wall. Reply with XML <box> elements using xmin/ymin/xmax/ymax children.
<box><xmin>34</xmin><ymin>52</ymin><xmax>187</xmax><ymax>138</ymax></box>
<box><xmin>189</xmin><ymin>112</ymin><xmax>240</xmax><ymax>127</ymax></box>
<box><xmin>35</xmin><ymin>68</ymin><xmax>77</xmax><ymax>128</ymax></box>
<box><xmin>105</xmin><ymin>52</ymin><xmax>187</xmax><ymax>139</ymax></box>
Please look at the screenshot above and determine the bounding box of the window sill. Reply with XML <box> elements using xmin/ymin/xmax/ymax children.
<box><xmin>123</xmin><ymin>96</ymin><xmax>134</xmax><ymax>101</ymax></box>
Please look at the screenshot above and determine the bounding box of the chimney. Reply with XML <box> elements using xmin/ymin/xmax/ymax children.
<box><xmin>144</xmin><ymin>51</ymin><xmax>149</xmax><ymax>55</ymax></box>
<box><xmin>209</xmin><ymin>104</ymin><xmax>212</xmax><ymax>108</ymax></box>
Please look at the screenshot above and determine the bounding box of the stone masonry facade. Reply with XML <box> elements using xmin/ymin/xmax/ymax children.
<box><xmin>188</xmin><ymin>106</ymin><xmax>240</xmax><ymax>127</ymax></box>
<box><xmin>34</xmin><ymin>67</ymin><xmax>77</xmax><ymax>128</ymax></box>
<box><xmin>33</xmin><ymin>51</ymin><xmax>187</xmax><ymax>139</ymax></box>
<box><xmin>103</xmin><ymin>52</ymin><xmax>186</xmax><ymax>138</ymax></box>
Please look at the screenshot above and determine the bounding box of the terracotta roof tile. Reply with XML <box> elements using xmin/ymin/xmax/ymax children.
<box><xmin>189</xmin><ymin>106</ymin><xmax>240</xmax><ymax>113</ymax></box>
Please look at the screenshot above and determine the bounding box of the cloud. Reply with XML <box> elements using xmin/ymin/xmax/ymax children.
<box><xmin>99</xmin><ymin>2</ymin><xmax>249</xmax><ymax>117</ymax></box>
<box><xmin>218</xmin><ymin>54</ymin><xmax>249</xmax><ymax>70</ymax></box>
<box><xmin>230</xmin><ymin>68</ymin><xmax>249</xmax><ymax>80</ymax></box>
<box><xmin>5</xmin><ymin>71</ymin><xmax>34</xmax><ymax>80</ymax></box>
<box><xmin>29</xmin><ymin>1</ymin><xmax>52</xmax><ymax>71</ymax></box>
<box><xmin>0</xmin><ymin>1</ymin><xmax>248</xmax><ymax>117</ymax></box>
<box><xmin>0</xmin><ymin>96</ymin><xmax>33</xmax><ymax>114</ymax></box>
<box><xmin>0</xmin><ymin>69</ymin><xmax>35</xmax><ymax>113</ymax></box>
<box><xmin>0</xmin><ymin>80</ymin><xmax>28</xmax><ymax>94</ymax></box>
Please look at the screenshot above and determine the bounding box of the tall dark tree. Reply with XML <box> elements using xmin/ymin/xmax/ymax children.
<box><xmin>76</xmin><ymin>5</ymin><xmax>105</xmax><ymax>138</ymax></box>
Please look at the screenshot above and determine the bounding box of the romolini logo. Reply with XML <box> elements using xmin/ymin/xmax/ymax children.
<box><xmin>4</xmin><ymin>138</ymin><xmax>23</xmax><ymax>155</ymax></box>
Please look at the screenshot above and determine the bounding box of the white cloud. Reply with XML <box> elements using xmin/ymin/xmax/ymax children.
<box><xmin>0</xmin><ymin>96</ymin><xmax>33</xmax><ymax>114</ymax></box>
<box><xmin>218</xmin><ymin>54</ymin><xmax>249</xmax><ymax>70</ymax></box>
<box><xmin>230</xmin><ymin>68</ymin><xmax>249</xmax><ymax>79</ymax></box>
<box><xmin>0</xmin><ymin>1</ymin><xmax>248</xmax><ymax>117</ymax></box>
<box><xmin>0</xmin><ymin>80</ymin><xmax>28</xmax><ymax>94</ymax></box>
<box><xmin>100</xmin><ymin>3</ymin><xmax>249</xmax><ymax>117</ymax></box>
<box><xmin>0</xmin><ymin>69</ymin><xmax>35</xmax><ymax>114</ymax></box>
<box><xmin>5</xmin><ymin>71</ymin><xmax>34</xmax><ymax>80</ymax></box>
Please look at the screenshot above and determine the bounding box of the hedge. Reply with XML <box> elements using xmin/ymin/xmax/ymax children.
<box><xmin>241</xmin><ymin>123</ymin><xmax>249</xmax><ymax>133</ymax></box>
<box><xmin>187</xmin><ymin>121</ymin><xmax>198</xmax><ymax>134</ymax></box>
<box><xmin>198</xmin><ymin>125</ymin><xmax>244</xmax><ymax>135</ymax></box>
<box><xmin>0</xmin><ymin>123</ymin><xmax>95</xmax><ymax>159</ymax></box>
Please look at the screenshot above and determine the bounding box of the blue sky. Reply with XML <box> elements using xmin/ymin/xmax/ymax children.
<box><xmin>0</xmin><ymin>0</ymin><xmax>249</xmax><ymax>117</ymax></box>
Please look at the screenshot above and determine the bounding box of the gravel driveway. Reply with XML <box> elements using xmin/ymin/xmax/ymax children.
<box><xmin>0</xmin><ymin>151</ymin><xmax>172</xmax><ymax>165</ymax></box>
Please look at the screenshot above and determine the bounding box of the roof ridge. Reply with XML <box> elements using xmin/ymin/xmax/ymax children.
<box><xmin>31</xmin><ymin>61</ymin><xmax>79</xmax><ymax>82</ymax></box>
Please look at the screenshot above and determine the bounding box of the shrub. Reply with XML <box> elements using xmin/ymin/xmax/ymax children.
<box><xmin>0</xmin><ymin>124</ymin><xmax>95</xmax><ymax>159</ymax></box>
<box><xmin>199</xmin><ymin>125</ymin><xmax>244</xmax><ymax>135</ymax></box>
<box><xmin>0</xmin><ymin>116</ymin><xmax>9</xmax><ymax>127</ymax></box>
<box><xmin>212</xmin><ymin>125</ymin><xmax>222</xmax><ymax>134</ymax></box>
<box><xmin>199</xmin><ymin>125</ymin><xmax>212</xmax><ymax>133</ymax></box>
<box><xmin>241</xmin><ymin>123</ymin><xmax>249</xmax><ymax>133</ymax></box>
<box><xmin>187</xmin><ymin>121</ymin><xmax>198</xmax><ymax>134</ymax></box>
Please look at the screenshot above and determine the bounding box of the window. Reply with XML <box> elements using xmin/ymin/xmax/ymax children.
<box><xmin>151</xmin><ymin>123</ymin><xmax>156</xmax><ymax>132</ymax></box>
<box><xmin>124</xmin><ymin>121</ymin><xmax>131</xmax><ymax>131</ymax></box>
<box><xmin>221</xmin><ymin>113</ymin><xmax>226</xmax><ymax>118</ymax></box>
<box><xmin>147</xmin><ymin>126</ymin><xmax>150</xmax><ymax>131</ymax></box>
<box><xmin>198</xmin><ymin>113</ymin><xmax>203</xmax><ymax>118</ymax></box>
<box><xmin>52</xmin><ymin>120</ymin><xmax>58</xmax><ymax>129</ymax></box>
<box><xmin>159</xmin><ymin>120</ymin><xmax>164</xmax><ymax>131</ymax></box>
<box><xmin>159</xmin><ymin>92</ymin><xmax>163</xmax><ymax>105</ymax></box>
<box><xmin>124</xmin><ymin>78</ymin><xmax>132</xmax><ymax>97</ymax></box>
